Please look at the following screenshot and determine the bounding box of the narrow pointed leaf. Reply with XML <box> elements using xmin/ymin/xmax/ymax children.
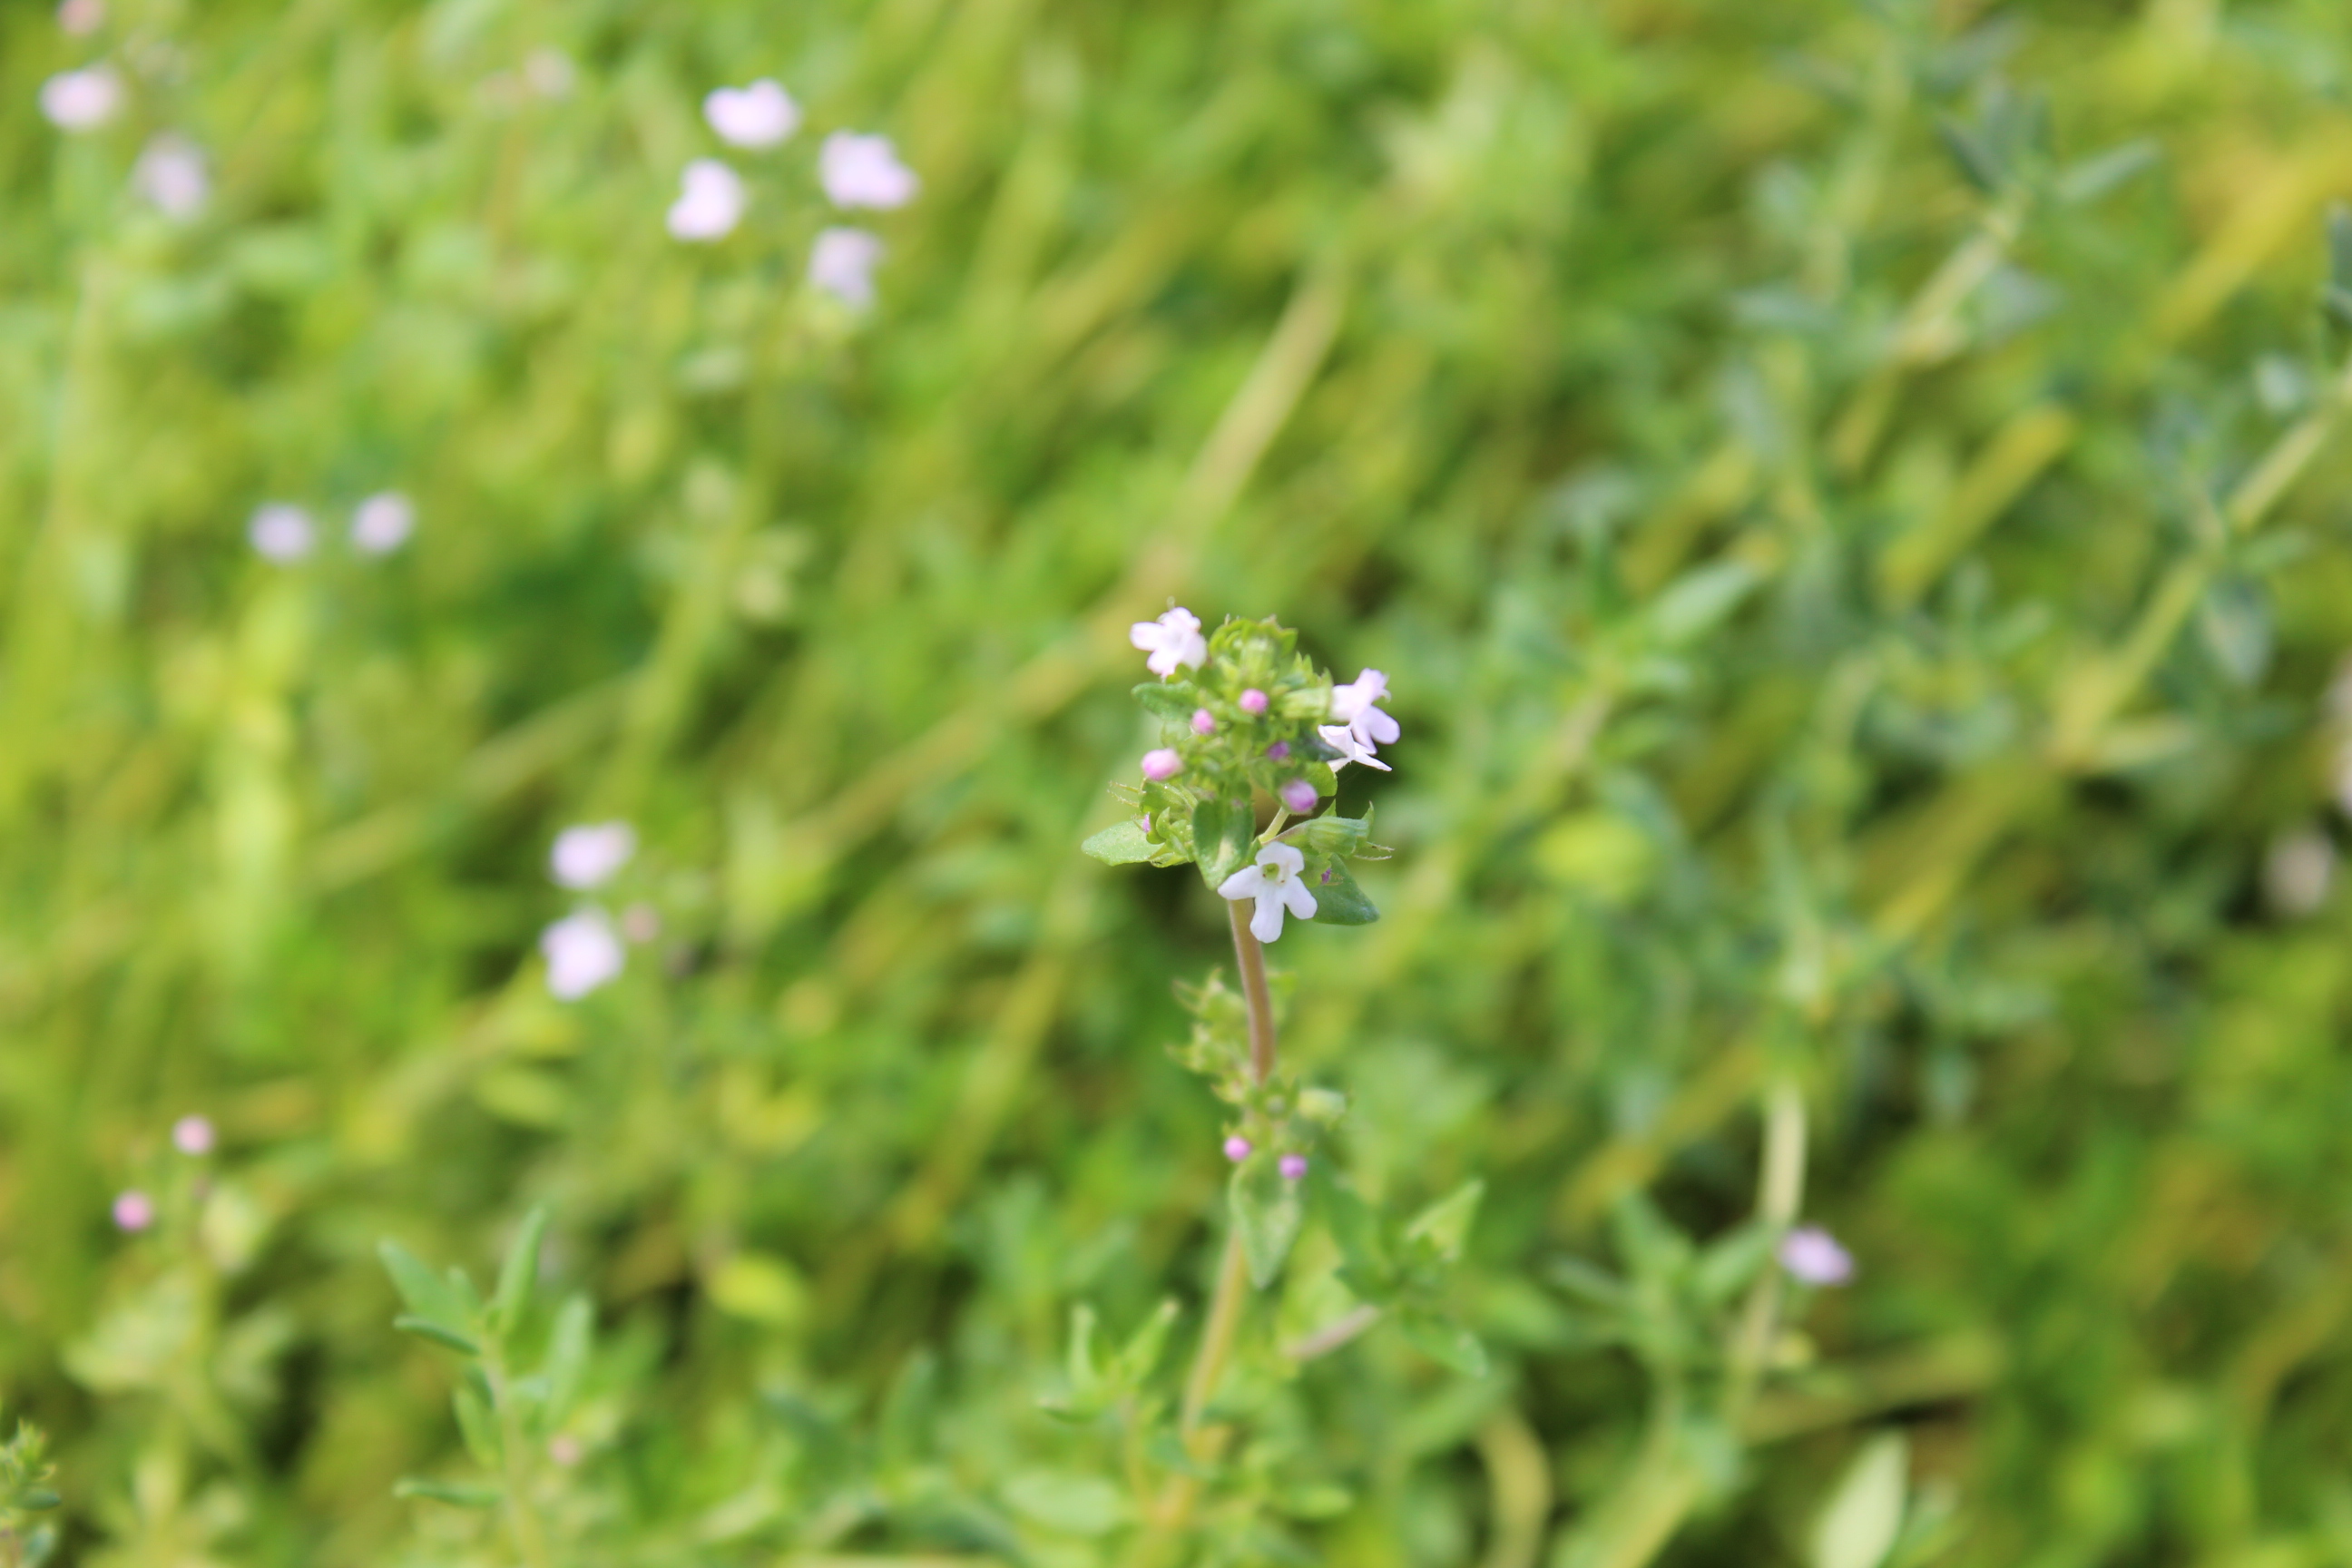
<box><xmin>1082</xmin><ymin>820</ymin><xmax>1158</xmax><ymax>865</ymax></box>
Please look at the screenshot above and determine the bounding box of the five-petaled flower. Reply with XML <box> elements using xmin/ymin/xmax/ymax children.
<box><xmin>1130</xmin><ymin>607</ymin><xmax>1206</xmax><ymax>677</ymax></box>
<box><xmin>1218</xmin><ymin>841</ymin><xmax>1318</xmax><ymax>943</ymax></box>
<box><xmin>1319</xmin><ymin>668</ymin><xmax>1399</xmax><ymax>771</ymax></box>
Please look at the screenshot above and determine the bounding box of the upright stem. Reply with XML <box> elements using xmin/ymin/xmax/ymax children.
<box><xmin>1229</xmin><ymin>900</ymin><xmax>1278</xmax><ymax>1086</ymax></box>
<box><xmin>486</xmin><ymin>1355</ymin><xmax>554</xmax><ymax>1568</ymax></box>
<box><xmin>1727</xmin><ymin>1079</ymin><xmax>1808</xmax><ymax>1416</ymax></box>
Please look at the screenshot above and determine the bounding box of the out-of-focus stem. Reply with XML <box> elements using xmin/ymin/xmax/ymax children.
<box><xmin>1230</xmin><ymin>900</ymin><xmax>1278</xmax><ymax>1086</ymax></box>
<box><xmin>486</xmin><ymin>1352</ymin><xmax>554</xmax><ymax>1568</ymax></box>
<box><xmin>1727</xmin><ymin>1079</ymin><xmax>1808</xmax><ymax>1416</ymax></box>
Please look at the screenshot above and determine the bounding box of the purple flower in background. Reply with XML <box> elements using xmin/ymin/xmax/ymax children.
<box><xmin>551</xmin><ymin>822</ymin><xmax>636</xmax><ymax>889</ymax></box>
<box><xmin>819</xmin><ymin>132</ymin><xmax>918</xmax><ymax>210</ymax></box>
<box><xmin>249</xmin><ymin>504</ymin><xmax>315</xmax><ymax>563</ymax></box>
<box><xmin>134</xmin><ymin>134</ymin><xmax>210</xmax><ymax>219</ymax></box>
<box><xmin>113</xmin><ymin>1191</ymin><xmax>154</xmax><ymax>1231</ymax></box>
<box><xmin>1279</xmin><ymin>1154</ymin><xmax>1308</xmax><ymax>1181</ymax></box>
<box><xmin>172</xmin><ymin>1115</ymin><xmax>215</xmax><ymax>1156</ymax></box>
<box><xmin>1779</xmin><ymin>1225</ymin><xmax>1854</xmax><ymax>1286</ymax></box>
<box><xmin>41</xmin><ymin>66</ymin><xmax>121</xmax><ymax>130</ymax></box>
<box><xmin>703</xmin><ymin>79</ymin><xmax>799</xmax><ymax>149</ymax></box>
<box><xmin>541</xmin><ymin>909</ymin><xmax>624</xmax><ymax>1000</ymax></box>
<box><xmin>350</xmin><ymin>492</ymin><xmax>416</xmax><ymax>554</ymax></box>
<box><xmin>808</xmin><ymin>227</ymin><xmax>884</xmax><ymax>307</ymax></box>
<box><xmin>1223</xmin><ymin>1135</ymin><xmax>1252</xmax><ymax>1162</ymax></box>
<box><xmin>667</xmin><ymin>159</ymin><xmax>745</xmax><ymax>241</ymax></box>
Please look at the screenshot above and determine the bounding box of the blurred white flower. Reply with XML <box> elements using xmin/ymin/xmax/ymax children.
<box><xmin>2264</xmin><ymin>828</ymin><xmax>2336</xmax><ymax>917</ymax></box>
<box><xmin>41</xmin><ymin>66</ymin><xmax>122</xmax><ymax>131</ymax></box>
<box><xmin>551</xmin><ymin>821</ymin><xmax>635</xmax><ymax>889</ymax></box>
<box><xmin>56</xmin><ymin>0</ymin><xmax>104</xmax><ymax>36</ymax></box>
<box><xmin>1218</xmin><ymin>841</ymin><xmax>1318</xmax><ymax>944</ymax></box>
<box><xmin>819</xmin><ymin>132</ymin><xmax>917</xmax><ymax>210</ymax></box>
<box><xmin>1779</xmin><ymin>1225</ymin><xmax>1854</xmax><ymax>1286</ymax></box>
<box><xmin>541</xmin><ymin>909</ymin><xmax>623</xmax><ymax>1000</ymax></box>
<box><xmin>667</xmin><ymin>159</ymin><xmax>745</xmax><ymax>241</ymax></box>
<box><xmin>1129</xmin><ymin>606</ymin><xmax>1206</xmax><ymax>677</ymax></box>
<box><xmin>808</xmin><ymin>226</ymin><xmax>884</xmax><ymax>307</ymax></box>
<box><xmin>248</xmin><ymin>504</ymin><xmax>315</xmax><ymax>563</ymax></box>
<box><xmin>523</xmin><ymin>47</ymin><xmax>575</xmax><ymax>100</ymax></box>
<box><xmin>704</xmin><ymin>79</ymin><xmax>799</xmax><ymax>148</ymax></box>
<box><xmin>350</xmin><ymin>491</ymin><xmax>416</xmax><ymax>554</ymax></box>
<box><xmin>134</xmin><ymin>133</ymin><xmax>209</xmax><ymax>220</ymax></box>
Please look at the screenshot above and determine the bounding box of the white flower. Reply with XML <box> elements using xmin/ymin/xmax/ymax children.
<box><xmin>704</xmin><ymin>79</ymin><xmax>799</xmax><ymax>148</ymax></box>
<box><xmin>134</xmin><ymin>133</ymin><xmax>209</xmax><ymax>219</ymax></box>
<box><xmin>1129</xmin><ymin>607</ymin><xmax>1206</xmax><ymax>678</ymax></box>
<box><xmin>819</xmin><ymin>131</ymin><xmax>918</xmax><ymax>210</ymax></box>
<box><xmin>667</xmin><ymin>159</ymin><xmax>745</xmax><ymax>241</ymax></box>
<box><xmin>808</xmin><ymin>226</ymin><xmax>884</xmax><ymax>307</ymax></box>
<box><xmin>41</xmin><ymin>66</ymin><xmax>122</xmax><ymax>131</ymax></box>
<box><xmin>248</xmin><ymin>504</ymin><xmax>315</xmax><ymax>563</ymax></box>
<box><xmin>350</xmin><ymin>491</ymin><xmax>416</xmax><ymax>554</ymax></box>
<box><xmin>551</xmin><ymin>821</ymin><xmax>636</xmax><ymax>889</ymax></box>
<box><xmin>1317</xmin><ymin>722</ymin><xmax>1390</xmax><ymax>771</ymax></box>
<box><xmin>1319</xmin><ymin>668</ymin><xmax>1399</xmax><ymax>771</ymax></box>
<box><xmin>1778</xmin><ymin>1225</ymin><xmax>1854</xmax><ymax>1286</ymax></box>
<box><xmin>1217</xmin><ymin>841</ymin><xmax>1318</xmax><ymax>944</ymax></box>
<box><xmin>541</xmin><ymin>909</ymin><xmax>623</xmax><ymax>1000</ymax></box>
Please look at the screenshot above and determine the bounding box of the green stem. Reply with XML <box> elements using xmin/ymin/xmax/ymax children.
<box><xmin>1229</xmin><ymin>899</ymin><xmax>1278</xmax><ymax>1087</ymax></box>
<box><xmin>485</xmin><ymin>1353</ymin><xmax>554</xmax><ymax>1568</ymax></box>
<box><xmin>1727</xmin><ymin>1078</ymin><xmax>1808</xmax><ymax>1417</ymax></box>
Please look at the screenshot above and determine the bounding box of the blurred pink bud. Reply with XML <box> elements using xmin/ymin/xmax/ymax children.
<box><xmin>1191</xmin><ymin>709</ymin><xmax>1216</xmax><ymax>735</ymax></box>
<box><xmin>1239</xmin><ymin>689</ymin><xmax>1269</xmax><ymax>714</ymax></box>
<box><xmin>1279</xmin><ymin>779</ymin><xmax>1318</xmax><ymax>814</ymax></box>
<box><xmin>57</xmin><ymin>0</ymin><xmax>105</xmax><ymax>35</ymax></box>
<box><xmin>1142</xmin><ymin>748</ymin><xmax>1181</xmax><ymax>781</ymax></box>
<box><xmin>1279</xmin><ymin>1154</ymin><xmax>1308</xmax><ymax>1181</ymax></box>
<box><xmin>1265</xmin><ymin>741</ymin><xmax>1290</xmax><ymax>760</ymax></box>
<box><xmin>249</xmin><ymin>504</ymin><xmax>315</xmax><ymax>563</ymax></box>
<box><xmin>548</xmin><ymin>1435</ymin><xmax>583</xmax><ymax>1467</ymax></box>
<box><xmin>620</xmin><ymin>902</ymin><xmax>662</xmax><ymax>944</ymax></box>
<box><xmin>1222</xmin><ymin>1135</ymin><xmax>1252</xmax><ymax>1163</ymax></box>
<box><xmin>113</xmin><ymin>1191</ymin><xmax>154</xmax><ymax>1231</ymax></box>
<box><xmin>1779</xmin><ymin>1225</ymin><xmax>1854</xmax><ymax>1286</ymax></box>
<box><xmin>172</xmin><ymin>1115</ymin><xmax>215</xmax><ymax>1156</ymax></box>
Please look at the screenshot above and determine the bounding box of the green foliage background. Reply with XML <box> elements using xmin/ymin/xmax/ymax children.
<box><xmin>8</xmin><ymin>0</ymin><xmax>2352</xmax><ymax>1563</ymax></box>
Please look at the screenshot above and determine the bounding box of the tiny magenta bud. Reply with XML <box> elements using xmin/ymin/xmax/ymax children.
<box><xmin>1240</xmin><ymin>689</ymin><xmax>1269</xmax><ymax>714</ymax></box>
<box><xmin>1279</xmin><ymin>1154</ymin><xmax>1308</xmax><ymax>1181</ymax></box>
<box><xmin>1223</xmin><ymin>1134</ymin><xmax>1253</xmax><ymax>1162</ymax></box>
<box><xmin>1191</xmin><ymin>708</ymin><xmax>1216</xmax><ymax>734</ymax></box>
<box><xmin>172</xmin><ymin>1114</ymin><xmax>215</xmax><ymax>1156</ymax></box>
<box><xmin>113</xmin><ymin>1191</ymin><xmax>154</xmax><ymax>1231</ymax></box>
<box><xmin>1142</xmin><ymin>748</ymin><xmax>1182</xmax><ymax>780</ymax></box>
<box><xmin>1279</xmin><ymin>779</ymin><xmax>1318</xmax><ymax>813</ymax></box>
<box><xmin>1266</xmin><ymin>740</ymin><xmax>1290</xmax><ymax>760</ymax></box>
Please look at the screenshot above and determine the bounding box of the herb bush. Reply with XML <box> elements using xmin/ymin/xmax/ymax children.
<box><xmin>6</xmin><ymin>0</ymin><xmax>2352</xmax><ymax>1564</ymax></box>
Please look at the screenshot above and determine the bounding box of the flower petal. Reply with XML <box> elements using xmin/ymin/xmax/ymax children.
<box><xmin>1279</xmin><ymin>877</ymin><xmax>1318</xmax><ymax>920</ymax></box>
<box><xmin>1250</xmin><ymin>892</ymin><xmax>1285</xmax><ymax>943</ymax></box>
<box><xmin>1217</xmin><ymin>867</ymin><xmax>1267</xmax><ymax>901</ymax></box>
<box><xmin>1259</xmin><ymin>841</ymin><xmax>1306</xmax><ymax>877</ymax></box>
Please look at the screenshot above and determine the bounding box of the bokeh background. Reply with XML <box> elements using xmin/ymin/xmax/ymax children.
<box><xmin>10</xmin><ymin>0</ymin><xmax>2352</xmax><ymax>1563</ymax></box>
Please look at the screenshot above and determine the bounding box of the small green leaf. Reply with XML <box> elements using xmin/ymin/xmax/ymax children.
<box><xmin>1935</xmin><ymin>116</ymin><xmax>2005</xmax><ymax>194</ymax></box>
<box><xmin>541</xmin><ymin>1295</ymin><xmax>593</xmax><ymax>1426</ymax></box>
<box><xmin>1649</xmin><ymin>560</ymin><xmax>1758</xmax><ymax>647</ymax></box>
<box><xmin>1810</xmin><ymin>1433</ymin><xmax>1909</xmax><ymax>1568</ymax></box>
<box><xmin>1064</xmin><ymin>1303</ymin><xmax>1102</xmax><ymax>1399</ymax></box>
<box><xmin>2055</xmin><ymin>139</ymin><xmax>2157</xmax><ymax>205</ymax></box>
<box><xmin>1397</xmin><ymin>1309</ymin><xmax>1489</xmax><ymax>1377</ymax></box>
<box><xmin>1082</xmin><ymin>819</ymin><xmax>1158</xmax><ymax>865</ymax></box>
<box><xmin>1403</xmin><ymin>1180</ymin><xmax>1485</xmax><ymax>1265</ymax></box>
<box><xmin>490</xmin><ymin>1205</ymin><xmax>551</xmax><ymax>1336</ymax></box>
<box><xmin>452</xmin><ymin>1384</ymin><xmax>502</xmax><ymax>1468</ymax></box>
<box><xmin>1316</xmin><ymin>1171</ymin><xmax>1393</xmax><ymax>1295</ymax></box>
<box><xmin>1691</xmin><ymin>1222</ymin><xmax>1777</xmax><ymax>1306</ymax></box>
<box><xmin>378</xmin><ymin>1240</ymin><xmax>471</xmax><ymax>1334</ymax></box>
<box><xmin>1609</xmin><ymin>1192</ymin><xmax>1693</xmax><ymax>1284</ymax></box>
<box><xmin>1132</xmin><ymin>681</ymin><xmax>1198</xmax><ymax>720</ymax></box>
<box><xmin>1306</xmin><ymin>861</ymin><xmax>1379</xmax><ymax>926</ymax></box>
<box><xmin>2198</xmin><ymin>577</ymin><xmax>2271</xmax><ymax>687</ymax></box>
<box><xmin>14</xmin><ymin>1488</ymin><xmax>59</xmax><ymax>1512</ymax></box>
<box><xmin>1113</xmin><ymin>1298</ymin><xmax>1181</xmax><ymax>1386</ymax></box>
<box><xmin>393</xmin><ymin>1316</ymin><xmax>482</xmax><ymax>1357</ymax></box>
<box><xmin>1193</xmin><ymin>798</ymin><xmax>1253</xmax><ymax>890</ymax></box>
<box><xmin>1003</xmin><ymin>1470</ymin><xmax>1129</xmax><ymax>1536</ymax></box>
<box><xmin>395</xmin><ymin>1476</ymin><xmax>505</xmax><ymax>1508</ymax></box>
<box><xmin>1230</xmin><ymin>1160</ymin><xmax>1305</xmax><ymax>1289</ymax></box>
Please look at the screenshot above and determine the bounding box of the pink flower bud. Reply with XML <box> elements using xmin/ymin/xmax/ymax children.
<box><xmin>1240</xmin><ymin>689</ymin><xmax>1269</xmax><ymax>714</ymax></box>
<box><xmin>1279</xmin><ymin>1154</ymin><xmax>1308</xmax><ymax>1181</ymax></box>
<box><xmin>1191</xmin><ymin>708</ymin><xmax>1216</xmax><ymax>734</ymax></box>
<box><xmin>1279</xmin><ymin>779</ymin><xmax>1318</xmax><ymax>814</ymax></box>
<box><xmin>113</xmin><ymin>1191</ymin><xmax>154</xmax><ymax>1231</ymax></box>
<box><xmin>1222</xmin><ymin>1135</ymin><xmax>1253</xmax><ymax>1162</ymax></box>
<box><xmin>172</xmin><ymin>1114</ymin><xmax>215</xmax><ymax>1156</ymax></box>
<box><xmin>1266</xmin><ymin>741</ymin><xmax>1290</xmax><ymax>760</ymax></box>
<box><xmin>1142</xmin><ymin>748</ymin><xmax>1182</xmax><ymax>780</ymax></box>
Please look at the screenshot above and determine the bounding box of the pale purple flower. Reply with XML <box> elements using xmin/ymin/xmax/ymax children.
<box><xmin>1322</xmin><ymin>669</ymin><xmax>1399</xmax><ymax>771</ymax></box>
<box><xmin>134</xmin><ymin>133</ymin><xmax>209</xmax><ymax>220</ymax></box>
<box><xmin>1129</xmin><ymin>607</ymin><xmax>1206</xmax><ymax>677</ymax></box>
<box><xmin>704</xmin><ymin>79</ymin><xmax>799</xmax><ymax>148</ymax></box>
<box><xmin>1191</xmin><ymin>709</ymin><xmax>1216</xmax><ymax>735</ymax></box>
<box><xmin>249</xmin><ymin>504</ymin><xmax>316</xmax><ymax>563</ymax></box>
<box><xmin>1266</xmin><ymin>741</ymin><xmax>1289</xmax><ymax>760</ymax></box>
<box><xmin>113</xmin><ymin>1191</ymin><xmax>154</xmax><ymax>1231</ymax></box>
<box><xmin>1279</xmin><ymin>779</ymin><xmax>1318</xmax><ymax>814</ymax></box>
<box><xmin>350</xmin><ymin>491</ymin><xmax>416</xmax><ymax>554</ymax></box>
<box><xmin>1279</xmin><ymin>1154</ymin><xmax>1308</xmax><ymax>1181</ymax></box>
<box><xmin>172</xmin><ymin>1115</ymin><xmax>215</xmax><ymax>1156</ymax></box>
<box><xmin>541</xmin><ymin>909</ymin><xmax>624</xmax><ymax>1000</ymax></box>
<box><xmin>1141</xmin><ymin>748</ymin><xmax>1181</xmax><ymax>781</ymax></box>
<box><xmin>1218</xmin><ymin>841</ymin><xmax>1318</xmax><ymax>943</ymax></box>
<box><xmin>57</xmin><ymin>0</ymin><xmax>104</xmax><ymax>35</ymax></box>
<box><xmin>819</xmin><ymin>131</ymin><xmax>918</xmax><ymax>210</ymax></box>
<box><xmin>1779</xmin><ymin>1225</ymin><xmax>1854</xmax><ymax>1287</ymax></box>
<box><xmin>808</xmin><ymin>226</ymin><xmax>884</xmax><ymax>307</ymax></box>
<box><xmin>41</xmin><ymin>66</ymin><xmax>121</xmax><ymax>130</ymax></box>
<box><xmin>1239</xmin><ymin>689</ymin><xmax>1269</xmax><ymax>715</ymax></box>
<box><xmin>1223</xmin><ymin>1135</ymin><xmax>1252</xmax><ymax>1163</ymax></box>
<box><xmin>550</xmin><ymin>822</ymin><xmax>636</xmax><ymax>889</ymax></box>
<box><xmin>667</xmin><ymin>159</ymin><xmax>746</xmax><ymax>241</ymax></box>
